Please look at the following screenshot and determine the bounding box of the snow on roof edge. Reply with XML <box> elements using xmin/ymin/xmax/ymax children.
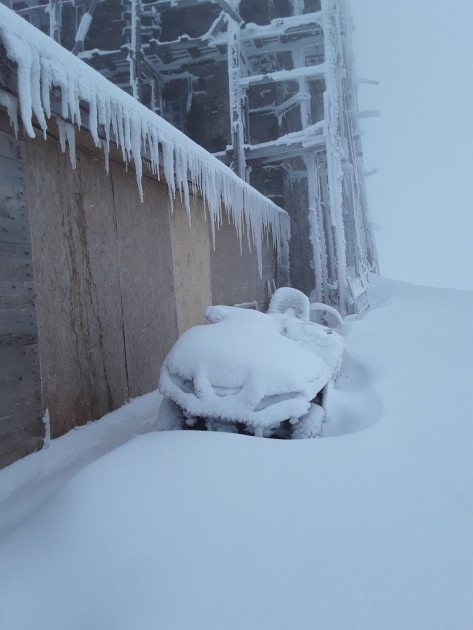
<box><xmin>0</xmin><ymin>5</ymin><xmax>290</xmax><ymax>274</ymax></box>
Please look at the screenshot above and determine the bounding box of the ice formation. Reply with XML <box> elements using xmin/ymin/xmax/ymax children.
<box><xmin>268</xmin><ymin>287</ymin><xmax>311</xmax><ymax>321</ymax></box>
<box><xmin>0</xmin><ymin>5</ymin><xmax>290</xmax><ymax>274</ymax></box>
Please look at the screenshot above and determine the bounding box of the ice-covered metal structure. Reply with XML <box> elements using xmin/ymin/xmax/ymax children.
<box><xmin>5</xmin><ymin>0</ymin><xmax>377</xmax><ymax>314</ymax></box>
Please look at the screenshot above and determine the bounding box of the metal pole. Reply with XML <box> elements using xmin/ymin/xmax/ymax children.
<box><xmin>227</xmin><ymin>16</ymin><xmax>246</xmax><ymax>179</ymax></box>
<box><xmin>129</xmin><ymin>0</ymin><xmax>143</xmax><ymax>102</ymax></box>
<box><xmin>48</xmin><ymin>0</ymin><xmax>62</xmax><ymax>43</ymax></box>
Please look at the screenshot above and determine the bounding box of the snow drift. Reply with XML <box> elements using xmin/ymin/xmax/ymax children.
<box><xmin>0</xmin><ymin>277</ymin><xmax>472</xmax><ymax>629</ymax></box>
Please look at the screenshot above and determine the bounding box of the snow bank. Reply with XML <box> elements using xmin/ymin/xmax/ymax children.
<box><xmin>0</xmin><ymin>390</ymin><xmax>162</xmax><ymax>535</ymax></box>
<box><xmin>0</xmin><ymin>5</ymin><xmax>289</xmax><ymax>274</ymax></box>
<box><xmin>1</xmin><ymin>277</ymin><xmax>473</xmax><ymax>629</ymax></box>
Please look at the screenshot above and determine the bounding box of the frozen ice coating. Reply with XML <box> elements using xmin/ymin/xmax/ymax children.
<box><xmin>268</xmin><ymin>287</ymin><xmax>311</xmax><ymax>321</ymax></box>
<box><xmin>0</xmin><ymin>88</ymin><xmax>18</xmax><ymax>136</ymax></box>
<box><xmin>0</xmin><ymin>5</ymin><xmax>290</xmax><ymax>273</ymax></box>
<box><xmin>322</xmin><ymin>0</ymin><xmax>348</xmax><ymax>310</ymax></box>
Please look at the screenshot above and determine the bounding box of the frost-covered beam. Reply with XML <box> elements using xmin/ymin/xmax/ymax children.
<box><xmin>212</xmin><ymin>0</ymin><xmax>243</xmax><ymax>24</ymax></box>
<box><xmin>240</xmin><ymin>64</ymin><xmax>326</xmax><ymax>88</ymax></box>
<box><xmin>246</xmin><ymin>127</ymin><xmax>326</xmax><ymax>159</ymax></box>
<box><xmin>322</xmin><ymin>0</ymin><xmax>348</xmax><ymax>313</ymax></box>
<box><xmin>144</xmin><ymin>0</ymin><xmax>242</xmax><ymax>23</ymax></box>
<box><xmin>243</xmin><ymin>34</ymin><xmax>324</xmax><ymax>61</ymax></box>
<box><xmin>143</xmin><ymin>0</ymin><xmax>238</xmax><ymax>15</ymax></box>
<box><xmin>241</xmin><ymin>11</ymin><xmax>323</xmax><ymax>39</ymax></box>
<box><xmin>144</xmin><ymin>0</ymin><xmax>210</xmax><ymax>9</ymax></box>
<box><xmin>214</xmin><ymin>122</ymin><xmax>326</xmax><ymax>165</ymax></box>
<box><xmin>129</xmin><ymin>0</ymin><xmax>143</xmax><ymax>102</ymax></box>
<box><xmin>212</xmin><ymin>11</ymin><xmax>323</xmax><ymax>50</ymax></box>
<box><xmin>48</xmin><ymin>0</ymin><xmax>62</xmax><ymax>43</ymax></box>
<box><xmin>227</xmin><ymin>15</ymin><xmax>246</xmax><ymax>179</ymax></box>
<box><xmin>248</xmin><ymin>93</ymin><xmax>305</xmax><ymax>119</ymax></box>
<box><xmin>71</xmin><ymin>0</ymin><xmax>100</xmax><ymax>56</ymax></box>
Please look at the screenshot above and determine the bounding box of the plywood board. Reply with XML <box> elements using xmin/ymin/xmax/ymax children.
<box><xmin>25</xmin><ymin>137</ymin><xmax>129</xmax><ymax>437</ymax></box>
<box><xmin>0</xmin><ymin>131</ymin><xmax>24</xmax><ymax>162</ymax></box>
<box><xmin>170</xmin><ymin>196</ymin><xmax>212</xmax><ymax>335</ymax></box>
<box><xmin>112</xmin><ymin>164</ymin><xmax>178</xmax><ymax>398</ymax></box>
<box><xmin>210</xmin><ymin>209</ymin><xmax>260</xmax><ymax>307</ymax></box>
<box><xmin>0</xmin><ymin>117</ymin><xmax>43</xmax><ymax>468</ymax></box>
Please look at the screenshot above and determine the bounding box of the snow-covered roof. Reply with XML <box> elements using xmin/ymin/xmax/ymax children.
<box><xmin>0</xmin><ymin>5</ymin><xmax>290</xmax><ymax>273</ymax></box>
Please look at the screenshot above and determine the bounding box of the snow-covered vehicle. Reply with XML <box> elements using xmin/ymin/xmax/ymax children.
<box><xmin>158</xmin><ymin>288</ymin><xmax>344</xmax><ymax>439</ymax></box>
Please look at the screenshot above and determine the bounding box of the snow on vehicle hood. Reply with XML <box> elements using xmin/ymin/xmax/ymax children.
<box><xmin>160</xmin><ymin>308</ymin><xmax>331</xmax><ymax>428</ymax></box>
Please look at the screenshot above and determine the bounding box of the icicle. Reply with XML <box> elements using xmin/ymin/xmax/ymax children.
<box><xmin>0</xmin><ymin>88</ymin><xmax>18</xmax><ymax>137</ymax></box>
<box><xmin>40</xmin><ymin>58</ymin><xmax>52</xmax><ymax>119</ymax></box>
<box><xmin>57</xmin><ymin>119</ymin><xmax>76</xmax><ymax>168</ymax></box>
<box><xmin>130</xmin><ymin>115</ymin><xmax>143</xmax><ymax>200</ymax></box>
<box><xmin>42</xmin><ymin>409</ymin><xmax>51</xmax><ymax>450</ymax></box>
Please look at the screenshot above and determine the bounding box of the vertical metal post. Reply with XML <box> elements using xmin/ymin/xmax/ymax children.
<box><xmin>293</xmin><ymin>38</ymin><xmax>326</xmax><ymax>303</ymax></box>
<box><xmin>48</xmin><ymin>0</ymin><xmax>62</xmax><ymax>43</ymax></box>
<box><xmin>129</xmin><ymin>0</ymin><xmax>143</xmax><ymax>102</ymax></box>
<box><xmin>72</xmin><ymin>0</ymin><xmax>100</xmax><ymax>55</ymax></box>
<box><xmin>227</xmin><ymin>16</ymin><xmax>246</xmax><ymax>180</ymax></box>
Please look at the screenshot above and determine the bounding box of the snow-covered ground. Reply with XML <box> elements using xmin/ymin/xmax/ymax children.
<box><xmin>1</xmin><ymin>276</ymin><xmax>472</xmax><ymax>630</ymax></box>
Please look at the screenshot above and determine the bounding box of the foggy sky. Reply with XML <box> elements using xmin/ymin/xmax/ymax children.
<box><xmin>350</xmin><ymin>0</ymin><xmax>473</xmax><ymax>291</ymax></box>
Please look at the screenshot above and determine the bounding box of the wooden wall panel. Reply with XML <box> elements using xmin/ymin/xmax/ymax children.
<box><xmin>25</xmin><ymin>137</ymin><xmax>129</xmax><ymax>438</ymax></box>
<box><xmin>170</xmin><ymin>196</ymin><xmax>212</xmax><ymax>335</ymax></box>
<box><xmin>0</xmin><ymin>115</ymin><xmax>44</xmax><ymax>469</ymax></box>
<box><xmin>111</xmin><ymin>165</ymin><xmax>178</xmax><ymax>398</ymax></box>
<box><xmin>210</xmin><ymin>211</ymin><xmax>277</xmax><ymax>311</ymax></box>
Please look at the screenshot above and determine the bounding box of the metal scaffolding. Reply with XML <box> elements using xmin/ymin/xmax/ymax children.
<box><xmin>10</xmin><ymin>0</ymin><xmax>378</xmax><ymax>314</ymax></box>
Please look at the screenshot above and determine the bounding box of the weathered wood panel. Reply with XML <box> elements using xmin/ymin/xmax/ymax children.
<box><xmin>0</xmin><ymin>256</ymin><xmax>34</xmax><ymax>281</ymax></box>
<box><xmin>112</xmin><ymin>164</ymin><xmax>178</xmax><ymax>398</ymax></box>
<box><xmin>0</xmin><ymin>280</ymin><xmax>35</xmax><ymax>310</ymax></box>
<box><xmin>256</xmin><ymin>237</ymin><xmax>278</xmax><ymax>310</ymax></box>
<box><xmin>0</xmin><ymin>328</ymin><xmax>44</xmax><ymax>467</ymax></box>
<box><xmin>0</xmin><ymin>307</ymin><xmax>36</xmax><ymax>335</ymax></box>
<box><xmin>170</xmin><ymin>196</ymin><xmax>212</xmax><ymax>335</ymax></box>
<box><xmin>0</xmin><ymin>154</ymin><xmax>28</xmax><ymax>194</ymax></box>
<box><xmin>0</xmin><ymin>416</ymin><xmax>44</xmax><ymax>469</ymax></box>
<box><xmin>210</xmin><ymin>210</ymin><xmax>277</xmax><ymax>310</ymax></box>
<box><xmin>0</xmin><ymin>118</ymin><xmax>43</xmax><ymax>469</ymax></box>
<box><xmin>0</xmin><ymin>203</ymin><xmax>31</xmax><ymax>245</ymax></box>
<box><xmin>25</xmin><ymin>136</ymin><xmax>129</xmax><ymax>437</ymax></box>
<box><xmin>0</xmin><ymin>131</ymin><xmax>24</xmax><ymax>162</ymax></box>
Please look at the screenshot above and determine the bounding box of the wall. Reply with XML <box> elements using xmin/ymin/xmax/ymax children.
<box><xmin>0</xmin><ymin>112</ymin><xmax>44</xmax><ymax>469</ymax></box>
<box><xmin>0</xmin><ymin>109</ymin><xmax>278</xmax><ymax>467</ymax></box>
<box><xmin>171</xmin><ymin>195</ymin><xmax>213</xmax><ymax>336</ymax></box>
<box><xmin>23</xmin><ymin>126</ymin><xmax>182</xmax><ymax>439</ymax></box>
<box><xmin>210</xmin><ymin>210</ymin><xmax>277</xmax><ymax>311</ymax></box>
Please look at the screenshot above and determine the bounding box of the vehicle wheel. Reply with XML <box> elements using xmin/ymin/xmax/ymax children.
<box><xmin>291</xmin><ymin>403</ymin><xmax>325</xmax><ymax>439</ymax></box>
<box><xmin>156</xmin><ymin>397</ymin><xmax>185</xmax><ymax>431</ymax></box>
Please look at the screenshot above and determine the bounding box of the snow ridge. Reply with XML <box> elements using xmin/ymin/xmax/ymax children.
<box><xmin>0</xmin><ymin>5</ymin><xmax>289</xmax><ymax>273</ymax></box>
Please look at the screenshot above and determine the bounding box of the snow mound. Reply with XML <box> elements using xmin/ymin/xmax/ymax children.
<box><xmin>1</xmin><ymin>277</ymin><xmax>473</xmax><ymax>629</ymax></box>
<box><xmin>160</xmin><ymin>307</ymin><xmax>331</xmax><ymax>430</ymax></box>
